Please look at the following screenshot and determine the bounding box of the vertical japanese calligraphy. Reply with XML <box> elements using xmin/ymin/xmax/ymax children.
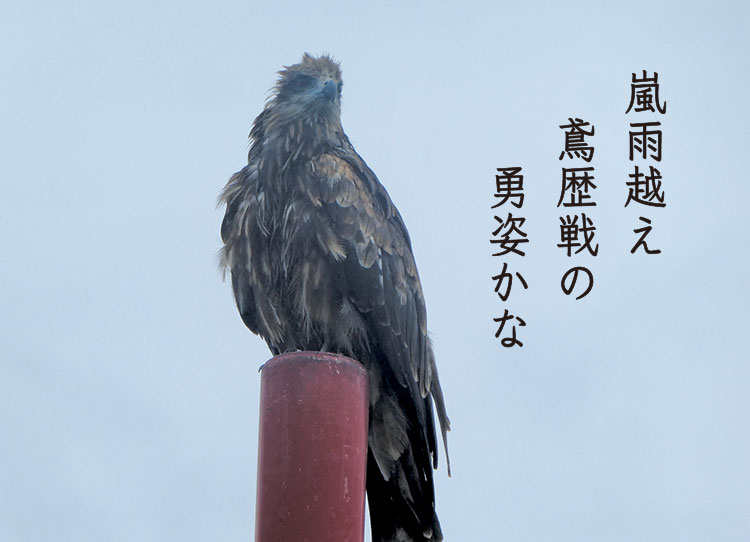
<box><xmin>626</xmin><ymin>71</ymin><xmax>666</xmax><ymax>254</ymax></box>
<box><xmin>491</xmin><ymin>167</ymin><xmax>528</xmax><ymax>347</ymax></box>
<box><xmin>487</xmin><ymin>71</ymin><xmax>669</xmax><ymax>351</ymax></box>
<box><xmin>558</xmin><ymin>118</ymin><xmax>597</xmax><ymax>299</ymax></box>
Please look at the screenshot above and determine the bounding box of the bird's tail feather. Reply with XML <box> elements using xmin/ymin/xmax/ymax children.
<box><xmin>366</xmin><ymin>448</ymin><xmax>443</xmax><ymax>542</ymax></box>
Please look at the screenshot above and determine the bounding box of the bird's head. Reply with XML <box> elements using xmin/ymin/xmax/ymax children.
<box><xmin>271</xmin><ymin>53</ymin><xmax>343</xmax><ymax>123</ymax></box>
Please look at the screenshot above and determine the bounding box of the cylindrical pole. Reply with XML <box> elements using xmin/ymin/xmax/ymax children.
<box><xmin>255</xmin><ymin>351</ymin><xmax>368</xmax><ymax>542</ymax></box>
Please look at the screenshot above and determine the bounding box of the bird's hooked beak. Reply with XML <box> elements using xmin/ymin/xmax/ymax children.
<box><xmin>321</xmin><ymin>80</ymin><xmax>337</xmax><ymax>103</ymax></box>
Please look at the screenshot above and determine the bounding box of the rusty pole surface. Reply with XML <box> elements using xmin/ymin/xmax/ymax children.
<box><xmin>255</xmin><ymin>351</ymin><xmax>369</xmax><ymax>542</ymax></box>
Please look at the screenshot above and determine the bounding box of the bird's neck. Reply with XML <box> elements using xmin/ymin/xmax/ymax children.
<box><xmin>258</xmin><ymin>111</ymin><xmax>342</xmax><ymax>165</ymax></box>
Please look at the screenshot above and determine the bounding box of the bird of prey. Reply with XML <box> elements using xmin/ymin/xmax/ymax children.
<box><xmin>219</xmin><ymin>53</ymin><xmax>450</xmax><ymax>542</ymax></box>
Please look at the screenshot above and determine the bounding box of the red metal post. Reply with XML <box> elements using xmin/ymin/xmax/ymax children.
<box><xmin>255</xmin><ymin>351</ymin><xmax>369</xmax><ymax>542</ymax></box>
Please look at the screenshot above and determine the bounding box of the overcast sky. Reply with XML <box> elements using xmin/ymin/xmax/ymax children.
<box><xmin>2</xmin><ymin>1</ymin><xmax>748</xmax><ymax>541</ymax></box>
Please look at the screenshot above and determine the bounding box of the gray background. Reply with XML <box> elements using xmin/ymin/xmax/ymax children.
<box><xmin>2</xmin><ymin>1</ymin><xmax>748</xmax><ymax>540</ymax></box>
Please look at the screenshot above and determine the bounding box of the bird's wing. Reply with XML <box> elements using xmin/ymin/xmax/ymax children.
<box><xmin>309</xmin><ymin>150</ymin><xmax>431</xmax><ymax>390</ymax></box>
<box><xmin>299</xmin><ymin>148</ymin><xmax>450</xmax><ymax>471</ymax></box>
<box><xmin>219</xmin><ymin>163</ymin><xmax>282</xmax><ymax>350</ymax></box>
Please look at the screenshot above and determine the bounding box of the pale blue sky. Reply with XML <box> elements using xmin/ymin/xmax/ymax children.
<box><xmin>2</xmin><ymin>1</ymin><xmax>748</xmax><ymax>541</ymax></box>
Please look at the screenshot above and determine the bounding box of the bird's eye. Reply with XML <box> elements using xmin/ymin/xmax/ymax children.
<box><xmin>290</xmin><ymin>74</ymin><xmax>315</xmax><ymax>92</ymax></box>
